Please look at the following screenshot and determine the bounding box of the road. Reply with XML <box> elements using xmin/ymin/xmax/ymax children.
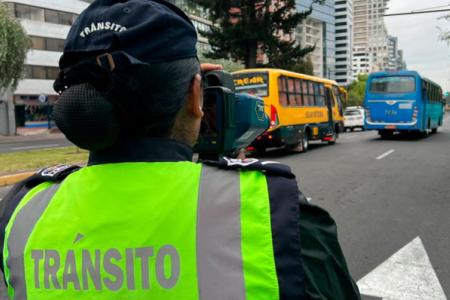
<box><xmin>0</xmin><ymin>135</ymin><xmax>73</xmax><ymax>153</ymax></box>
<box><xmin>0</xmin><ymin>119</ymin><xmax>449</xmax><ymax>298</ymax></box>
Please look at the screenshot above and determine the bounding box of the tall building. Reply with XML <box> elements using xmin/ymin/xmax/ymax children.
<box><xmin>334</xmin><ymin>0</ymin><xmax>353</xmax><ymax>85</ymax></box>
<box><xmin>295</xmin><ymin>0</ymin><xmax>336</xmax><ymax>79</ymax></box>
<box><xmin>2</xmin><ymin>0</ymin><xmax>88</xmax><ymax>109</ymax></box>
<box><xmin>1</xmin><ymin>0</ymin><xmax>211</xmax><ymax>130</ymax></box>
<box><xmin>387</xmin><ymin>35</ymin><xmax>398</xmax><ymax>71</ymax></box>
<box><xmin>167</xmin><ymin>0</ymin><xmax>212</xmax><ymax>55</ymax></box>
<box><xmin>352</xmin><ymin>0</ymin><xmax>390</xmax><ymax>78</ymax></box>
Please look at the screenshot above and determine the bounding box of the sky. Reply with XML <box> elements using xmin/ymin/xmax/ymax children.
<box><xmin>384</xmin><ymin>0</ymin><xmax>450</xmax><ymax>91</ymax></box>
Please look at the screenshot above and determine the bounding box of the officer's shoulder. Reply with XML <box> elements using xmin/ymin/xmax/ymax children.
<box><xmin>202</xmin><ymin>157</ymin><xmax>295</xmax><ymax>179</ymax></box>
<box><xmin>33</xmin><ymin>164</ymin><xmax>81</xmax><ymax>183</ymax></box>
<box><xmin>3</xmin><ymin>164</ymin><xmax>81</xmax><ymax>205</ymax></box>
<box><xmin>0</xmin><ymin>164</ymin><xmax>81</xmax><ymax>234</ymax></box>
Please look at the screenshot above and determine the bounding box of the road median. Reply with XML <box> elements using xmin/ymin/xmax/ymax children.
<box><xmin>0</xmin><ymin>172</ymin><xmax>34</xmax><ymax>187</ymax></box>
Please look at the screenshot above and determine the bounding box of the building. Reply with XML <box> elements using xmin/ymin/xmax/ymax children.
<box><xmin>352</xmin><ymin>0</ymin><xmax>390</xmax><ymax>78</ymax></box>
<box><xmin>1</xmin><ymin>0</ymin><xmax>89</xmax><ymax>129</ymax></box>
<box><xmin>0</xmin><ymin>0</ymin><xmax>211</xmax><ymax>132</ymax></box>
<box><xmin>334</xmin><ymin>0</ymin><xmax>353</xmax><ymax>85</ymax></box>
<box><xmin>167</xmin><ymin>0</ymin><xmax>212</xmax><ymax>55</ymax></box>
<box><xmin>396</xmin><ymin>49</ymin><xmax>407</xmax><ymax>70</ymax></box>
<box><xmin>295</xmin><ymin>0</ymin><xmax>336</xmax><ymax>79</ymax></box>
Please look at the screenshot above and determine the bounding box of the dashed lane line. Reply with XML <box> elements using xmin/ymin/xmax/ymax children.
<box><xmin>376</xmin><ymin>149</ymin><xmax>395</xmax><ymax>160</ymax></box>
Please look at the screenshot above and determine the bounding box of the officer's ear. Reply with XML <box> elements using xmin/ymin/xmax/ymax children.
<box><xmin>187</xmin><ymin>73</ymin><xmax>203</xmax><ymax>119</ymax></box>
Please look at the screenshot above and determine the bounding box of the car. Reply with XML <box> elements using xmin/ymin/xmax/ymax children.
<box><xmin>344</xmin><ymin>106</ymin><xmax>365</xmax><ymax>132</ymax></box>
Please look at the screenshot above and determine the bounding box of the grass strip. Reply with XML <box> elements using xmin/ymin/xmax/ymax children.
<box><xmin>0</xmin><ymin>147</ymin><xmax>88</xmax><ymax>175</ymax></box>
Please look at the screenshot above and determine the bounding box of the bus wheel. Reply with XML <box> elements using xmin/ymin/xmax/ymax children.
<box><xmin>302</xmin><ymin>131</ymin><xmax>310</xmax><ymax>152</ymax></box>
<box><xmin>431</xmin><ymin>127</ymin><xmax>438</xmax><ymax>134</ymax></box>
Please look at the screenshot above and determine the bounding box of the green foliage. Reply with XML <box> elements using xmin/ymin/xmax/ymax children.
<box><xmin>0</xmin><ymin>3</ymin><xmax>30</xmax><ymax>94</ymax></box>
<box><xmin>347</xmin><ymin>74</ymin><xmax>368</xmax><ymax>107</ymax></box>
<box><xmin>199</xmin><ymin>0</ymin><xmax>323</xmax><ymax>69</ymax></box>
<box><xmin>289</xmin><ymin>57</ymin><xmax>314</xmax><ymax>75</ymax></box>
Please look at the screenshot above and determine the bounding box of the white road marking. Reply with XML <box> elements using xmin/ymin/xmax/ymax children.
<box><xmin>11</xmin><ymin>144</ymin><xmax>60</xmax><ymax>151</ymax></box>
<box><xmin>357</xmin><ymin>237</ymin><xmax>446</xmax><ymax>300</ymax></box>
<box><xmin>306</xmin><ymin>197</ymin><xmax>312</xmax><ymax>203</ymax></box>
<box><xmin>376</xmin><ymin>149</ymin><xmax>395</xmax><ymax>160</ymax></box>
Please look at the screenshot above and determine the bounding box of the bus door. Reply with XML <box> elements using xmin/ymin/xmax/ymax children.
<box><xmin>325</xmin><ymin>87</ymin><xmax>334</xmax><ymax>131</ymax></box>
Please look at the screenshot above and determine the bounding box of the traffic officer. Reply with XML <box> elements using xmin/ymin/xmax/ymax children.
<box><xmin>0</xmin><ymin>0</ymin><xmax>360</xmax><ymax>299</ymax></box>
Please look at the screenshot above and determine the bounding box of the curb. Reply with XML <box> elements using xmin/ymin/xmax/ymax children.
<box><xmin>0</xmin><ymin>172</ymin><xmax>34</xmax><ymax>187</ymax></box>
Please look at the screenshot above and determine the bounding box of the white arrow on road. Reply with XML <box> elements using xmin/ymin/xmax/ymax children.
<box><xmin>357</xmin><ymin>237</ymin><xmax>446</xmax><ymax>300</ymax></box>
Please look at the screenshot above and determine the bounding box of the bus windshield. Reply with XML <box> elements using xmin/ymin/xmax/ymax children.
<box><xmin>233</xmin><ymin>72</ymin><xmax>269</xmax><ymax>97</ymax></box>
<box><xmin>370</xmin><ymin>76</ymin><xmax>416</xmax><ymax>94</ymax></box>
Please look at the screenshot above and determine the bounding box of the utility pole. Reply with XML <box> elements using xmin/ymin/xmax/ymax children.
<box><xmin>0</xmin><ymin>89</ymin><xmax>16</xmax><ymax>136</ymax></box>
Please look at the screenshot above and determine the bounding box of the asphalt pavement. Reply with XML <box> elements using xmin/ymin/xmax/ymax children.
<box><xmin>0</xmin><ymin>134</ymin><xmax>73</xmax><ymax>153</ymax></box>
<box><xmin>0</xmin><ymin>117</ymin><xmax>449</xmax><ymax>298</ymax></box>
<box><xmin>258</xmin><ymin>117</ymin><xmax>450</xmax><ymax>299</ymax></box>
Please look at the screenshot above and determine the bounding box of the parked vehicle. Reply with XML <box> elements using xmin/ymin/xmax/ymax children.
<box><xmin>232</xmin><ymin>69</ymin><xmax>345</xmax><ymax>152</ymax></box>
<box><xmin>364</xmin><ymin>70</ymin><xmax>445</xmax><ymax>138</ymax></box>
<box><xmin>344</xmin><ymin>106</ymin><xmax>365</xmax><ymax>131</ymax></box>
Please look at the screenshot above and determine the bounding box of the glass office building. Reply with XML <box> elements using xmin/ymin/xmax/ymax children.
<box><xmin>295</xmin><ymin>0</ymin><xmax>336</xmax><ymax>79</ymax></box>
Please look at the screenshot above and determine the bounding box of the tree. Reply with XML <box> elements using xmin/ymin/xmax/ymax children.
<box><xmin>347</xmin><ymin>74</ymin><xmax>368</xmax><ymax>107</ymax></box>
<box><xmin>198</xmin><ymin>54</ymin><xmax>244</xmax><ymax>72</ymax></box>
<box><xmin>290</xmin><ymin>57</ymin><xmax>314</xmax><ymax>75</ymax></box>
<box><xmin>199</xmin><ymin>0</ymin><xmax>323</xmax><ymax>69</ymax></box>
<box><xmin>0</xmin><ymin>3</ymin><xmax>30</xmax><ymax>95</ymax></box>
<box><xmin>438</xmin><ymin>14</ymin><xmax>449</xmax><ymax>43</ymax></box>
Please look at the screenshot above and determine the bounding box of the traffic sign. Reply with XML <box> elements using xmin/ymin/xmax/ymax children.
<box><xmin>38</xmin><ymin>94</ymin><xmax>47</xmax><ymax>103</ymax></box>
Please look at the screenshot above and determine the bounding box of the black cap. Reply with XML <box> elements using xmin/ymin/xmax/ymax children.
<box><xmin>59</xmin><ymin>0</ymin><xmax>198</xmax><ymax>69</ymax></box>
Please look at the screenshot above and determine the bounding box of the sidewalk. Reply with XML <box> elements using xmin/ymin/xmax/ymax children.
<box><xmin>0</xmin><ymin>129</ymin><xmax>64</xmax><ymax>144</ymax></box>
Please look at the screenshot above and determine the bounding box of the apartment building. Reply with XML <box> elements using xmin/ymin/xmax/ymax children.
<box><xmin>335</xmin><ymin>0</ymin><xmax>353</xmax><ymax>85</ymax></box>
<box><xmin>2</xmin><ymin>0</ymin><xmax>88</xmax><ymax>107</ymax></box>
<box><xmin>167</xmin><ymin>0</ymin><xmax>212</xmax><ymax>54</ymax></box>
<box><xmin>0</xmin><ymin>0</ymin><xmax>211</xmax><ymax>130</ymax></box>
<box><xmin>352</xmin><ymin>0</ymin><xmax>390</xmax><ymax>78</ymax></box>
<box><xmin>295</xmin><ymin>0</ymin><xmax>336</xmax><ymax>79</ymax></box>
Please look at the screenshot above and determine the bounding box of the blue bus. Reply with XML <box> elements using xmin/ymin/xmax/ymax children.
<box><xmin>364</xmin><ymin>71</ymin><xmax>445</xmax><ymax>138</ymax></box>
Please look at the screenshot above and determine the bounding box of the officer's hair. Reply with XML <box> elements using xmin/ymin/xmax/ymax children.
<box><xmin>53</xmin><ymin>57</ymin><xmax>201</xmax><ymax>151</ymax></box>
<box><xmin>141</xmin><ymin>57</ymin><xmax>201</xmax><ymax>137</ymax></box>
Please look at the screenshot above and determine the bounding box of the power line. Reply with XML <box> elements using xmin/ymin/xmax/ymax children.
<box><xmin>385</xmin><ymin>8</ymin><xmax>450</xmax><ymax>17</ymax></box>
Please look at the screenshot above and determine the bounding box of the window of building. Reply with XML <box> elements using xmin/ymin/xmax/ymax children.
<box><xmin>11</xmin><ymin>3</ymin><xmax>78</xmax><ymax>26</ymax></box>
<box><xmin>24</xmin><ymin>65</ymin><xmax>60</xmax><ymax>80</ymax></box>
<box><xmin>29</xmin><ymin>36</ymin><xmax>66</xmax><ymax>52</ymax></box>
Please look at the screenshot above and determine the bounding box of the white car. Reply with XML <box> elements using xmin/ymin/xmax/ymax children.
<box><xmin>344</xmin><ymin>107</ymin><xmax>365</xmax><ymax>131</ymax></box>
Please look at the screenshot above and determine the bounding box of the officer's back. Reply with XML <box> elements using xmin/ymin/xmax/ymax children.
<box><xmin>0</xmin><ymin>0</ymin><xmax>360</xmax><ymax>299</ymax></box>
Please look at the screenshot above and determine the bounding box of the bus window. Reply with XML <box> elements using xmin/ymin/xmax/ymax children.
<box><xmin>278</xmin><ymin>76</ymin><xmax>288</xmax><ymax>106</ymax></box>
<box><xmin>308</xmin><ymin>81</ymin><xmax>315</xmax><ymax>105</ymax></box>
<box><xmin>295</xmin><ymin>79</ymin><xmax>303</xmax><ymax>106</ymax></box>
<box><xmin>287</xmin><ymin>78</ymin><xmax>296</xmax><ymax>106</ymax></box>
<box><xmin>302</xmin><ymin>80</ymin><xmax>309</xmax><ymax>106</ymax></box>
<box><xmin>370</xmin><ymin>76</ymin><xmax>416</xmax><ymax>93</ymax></box>
<box><xmin>234</xmin><ymin>72</ymin><xmax>269</xmax><ymax>97</ymax></box>
<box><xmin>318</xmin><ymin>84</ymin><xmax>326</xmax><ymax>107</ymax></box>
<box><xmin>314</xmin><ymin>83</ymin><xmax>325</xmax><ymax>106</ymax></box>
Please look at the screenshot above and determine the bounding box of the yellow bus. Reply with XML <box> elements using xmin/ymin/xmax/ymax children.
<box><xmin>232</xmin><ymin>69</ymin><xmax>345</xmax><ymax>152</ymax></box>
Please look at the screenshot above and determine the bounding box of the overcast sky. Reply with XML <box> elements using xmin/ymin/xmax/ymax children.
<box><xmin>384</xmin><ymin>0</ymin><xmax>450</xmax><ymax>91</ymax></box>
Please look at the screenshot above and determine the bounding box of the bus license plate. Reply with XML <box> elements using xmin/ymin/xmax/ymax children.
<box><xmin>385</xmin><ymin>125</ymin><xmax>396</xmax><ymax>129</ymax></box>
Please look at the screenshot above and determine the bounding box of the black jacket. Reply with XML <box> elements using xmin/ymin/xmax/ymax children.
<box><xmin>0</xmin><ymin>138</ymin><xmax>360</xmax><ymax>299</ymax></box>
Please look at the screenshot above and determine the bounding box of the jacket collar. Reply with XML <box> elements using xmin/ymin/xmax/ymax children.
<box><xmin>88</xmin><ymin>137</ymin><xmax>193</xmax><ymax>165</ymax></box>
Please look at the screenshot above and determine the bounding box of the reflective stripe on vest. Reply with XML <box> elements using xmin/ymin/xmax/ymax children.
<box><xmin>3</xmin><ymin>162</ymin><xmax>279</xmax><ymax>299</ymax></box>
